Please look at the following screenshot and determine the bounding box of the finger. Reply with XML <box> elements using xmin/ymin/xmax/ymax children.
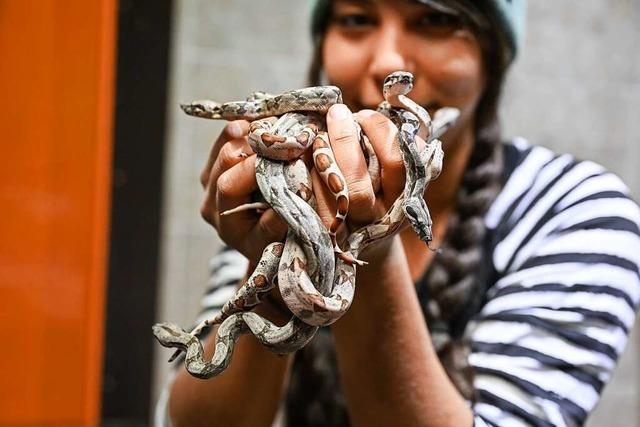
<box><xmin>326</xmin><ymin>104</ymin><xmax>375</xmax><ymax>225</ymax></box>
<box><xmin>214</xmin><ymin>156</ymin><xmax>287</xmax><ymax>261</ymax></box>
<box><xmin>310</xmin><ymin>169</ymin><xmax>352</xmax><ymax>247</ymax></box>
<box><xmin>248</xmin><ymin>209</ymin><xmax>288</xmax><ymax>261</ymax></box>
<box><xmin>200</xmin><ymin>120</ymin><xmax>250</xmax><ymax>188</ymax></box>
<box><xmin>208</xmin><ymin>137</ymin><xmax>253</xmax><ymax>197</ymax></box>
<box><xmin>201</xmin><ymin>152</ymin><xmax>255</xmax><ymax>229</ymax></box>
<box><xmin>201</xmin><ymin>143</ymin><xmax>248</xmax><ymax>226</ymax></box>
<box><xmin>310</xmin><ymin>168</ymin><xmax>337</xmax><ymax>231</ymax></box>
<box><xmin>355</xmin><ymin>110</ymin><xmax>405</xmax><ymax>202</ymax></box>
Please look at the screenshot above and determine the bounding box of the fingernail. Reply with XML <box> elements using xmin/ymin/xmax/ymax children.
<box><xmin>227</xmin><ymin>121</ymin><xmax>243</xmax><ymax>139</ymax></box>
<box><xmin>356</xmin><ymin>109</ymin><xmax>376</xmax><ymax>119</ymax></box>
<box><xmin>329</xmin><ymin>104</ymin><xmax>351</xmax><ymax>120</ymax></box>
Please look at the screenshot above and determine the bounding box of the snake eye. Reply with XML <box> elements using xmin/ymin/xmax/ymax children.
<box><xmin>405</xmin><ymin>205</ymin><xmax>418</xmax><ymax>220</ymax></box>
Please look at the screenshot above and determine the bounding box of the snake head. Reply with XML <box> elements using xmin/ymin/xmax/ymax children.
<box><xmin>152</xmin><ymin>322</ymin><xmax>195</xmax><ymax>349</ymax></box>
<box><xmin>383</xmin><ymin>71</ymin><xmax>414</xmax><ymax>97</ymax></box>
<box><xmin>180</xmin><ymin>100</ymin><xmax>223</xmax><ymax>119</ymax></box>
<box><xmin>403</xmin><ymin>199</ymin><xmax>433</xmax><ymax>243</ymax></box>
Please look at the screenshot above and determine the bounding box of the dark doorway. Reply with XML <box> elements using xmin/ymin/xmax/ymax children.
<box><xmin>102</xmin><ymin>1</ymin><xmax>173</xmax><ymax>425</ymax></box>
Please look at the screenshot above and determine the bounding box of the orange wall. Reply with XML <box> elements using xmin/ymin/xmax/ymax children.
<box><xmin>0</xmin><ymin>1</ymin><xmax>117</xmax><ymax>425</ymax></box>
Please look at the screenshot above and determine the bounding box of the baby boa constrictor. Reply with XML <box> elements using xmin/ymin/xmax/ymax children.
<box><xmin>154</xmin><ymin>124</ymin><xmax>332</xmax><ymax>374</ymax></box>
<box><xmin>280</xmin><ymin>73</ymin><xmax>459</xmax><ymax>326</ymax></box>
<box><xmin>156</xmin><ymin>88</ymin><xmax>348</xmax><ymax>369</ymax></box>
<box><xmin>153</xmin><ymin>72</ymin><xmax>460</xmax><ymax>378</ymax></box>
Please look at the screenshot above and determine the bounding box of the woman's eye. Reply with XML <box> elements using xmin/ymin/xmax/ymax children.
<box><xmin>333</xmin><ymin>13</ymin><xmax>375</xmax><ymax>29</ymax></box>
<box><xmin>415</xmin><ymin>12</ymin><xmax>462</xmax><ymax>33</ymax></box>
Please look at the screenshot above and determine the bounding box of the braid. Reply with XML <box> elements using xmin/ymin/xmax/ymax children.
<box><xmin>418</xmin><ymin>0</ymin><xmax>511</xmax><ymax>400</ymax></box>
<box><xmin>421</xmin><ymin>124</ymin><xmax>503</xmax><ymax>400</ymax></box>
<box><xmin>285</xmin><ymin>329</ymin><xmax>350</xmax><ymax>426</ymax></box>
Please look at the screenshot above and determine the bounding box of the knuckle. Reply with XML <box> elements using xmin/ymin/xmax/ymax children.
<box><xmin>332</xmin><ymin>127</ymin><xmax>358</xmax><ymax>146</ymax></box>
<box><xmin>342</xmin><ymin>160</ymin><xmax>371</xmax><ymax>186</ymax></box>
<box><xmin>347</xmin><ymin>179</ymin><xmax>375</xmax><ymax>210</ymax></box>
<box><xmin>384</xmin><ymin>155</ymin><xmax>405</xmax><ymax>177</ymax></box>
<box><xmin>254</xmin><ymin>217</ymin><xmax>269</xmax><ymax>238</ymax></box>
<box><xmin>257</xmin><ymin>212</ymin><xmax>286</xmax><ymax>241</ymax></box>
<box><xmin>218</xmin><ymin>144</ymin><xmax>239</xmax><ymax>170</ymax></box>
<box><xmin>216</xmin><ymin>173</ymin><xmax>234</xmax><ymax>199</ymax></box>
<box><xmin>200</xmin><ymin>200</ymin><xmax>217</xmax><ymax>226</ymax></box>
<box><xmin>270</xmin><ymin>217</ymin><xmax>288</xmax><ymax>238</ymax></box>
<box><xmin>369</xmin><ymin>113</ymin><xmax>394</xmax><ymax>131</ymax></box>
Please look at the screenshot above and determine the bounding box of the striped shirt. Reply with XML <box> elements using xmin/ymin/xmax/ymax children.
<box><xmin>157</xmin><ymin>138</ymin><xmax>640</xmax><ymax>427</ymax></box>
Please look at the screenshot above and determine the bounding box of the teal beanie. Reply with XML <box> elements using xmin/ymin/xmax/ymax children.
<box><xmin>311</xmin><ymin>0</ymin><xmax>526</xmax><ymax>61</ymax></box>
<box><xmin>479</xmin><ymin>0</ymin><xmax>527</xmax><ymax>57</ymax></box>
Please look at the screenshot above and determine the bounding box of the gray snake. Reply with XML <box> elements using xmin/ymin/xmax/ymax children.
<box><xmin>153</xmin><ymin>72</ymin><xmax>459</xmax><ymax>378</ymax></box>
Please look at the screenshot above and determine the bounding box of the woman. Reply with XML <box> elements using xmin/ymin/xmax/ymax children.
<box><xmin>159</xmin><ymin>1</ymin><xmax>640</xmax><ymax>426</ymax></box>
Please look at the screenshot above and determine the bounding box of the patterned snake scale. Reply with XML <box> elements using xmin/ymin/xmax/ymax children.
<box><xmin>153</xmin><ymin>72</ymin><xmax>459</xmax><ymax>378</ymax></box>
<box><xmin>160</xmin><ymin>112</ymin><xmax>334</xmax><ymax>366</ymax></box>
<box><xmin>155</xmin><ymin>93</ymin><xmax>344</xmax><ymax>368</ymax></box>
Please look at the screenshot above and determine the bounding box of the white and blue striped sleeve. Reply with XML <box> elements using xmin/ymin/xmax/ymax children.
<box><xmin>154</xmin><ymin>246</ymin><xmax>248</xmax><ymax>427</ymax></box>
<box><xmin>195</xmin><ymin>247</ymin><xmax>249</xmax><ymax>329</ymax></box>
<box><xmin>470</xmin><ymin>145</ymin><xmax>640</xmax><ymax>426</ymax></box>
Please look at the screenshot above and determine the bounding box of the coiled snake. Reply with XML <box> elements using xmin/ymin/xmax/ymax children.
<box><xmin>153</xmin><ymin>71</ymin><xmax>459</xmax><ymax>378</ymax></box>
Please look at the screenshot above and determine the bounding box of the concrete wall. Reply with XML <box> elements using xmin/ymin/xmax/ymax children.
<box><xmin>505</xmin><ymin>4</ymin><xmax>640</xmax><ymax>424</ymax></box>
<box><xmin>153</xmin><ymin>1</ymin><xmax>640</xmax><ymax>425</ymax></box>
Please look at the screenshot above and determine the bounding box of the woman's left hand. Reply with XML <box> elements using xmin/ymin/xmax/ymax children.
<box><xmin>311</xmin><ymin>104</ymin><xmax>409</xmax><ymax>262</ymax></box>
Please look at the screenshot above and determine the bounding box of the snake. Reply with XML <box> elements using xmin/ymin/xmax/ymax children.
<box><xmin>153</xmin><ymin>155</ymin><xmax>325</xmax><ymax>375</ymax></box>
<box><xmin>181</xmin><ymin>86</ymin><xmax>342</xmax><ymax>120</ymax></box>
<box><xmin>153</xmin><ymin>313</ymin><xmax>317</xmax><ymax>379</ymax></box>
<box><xmin>281</xmin><ymin>73</ymin><xmax>455</xmax><ymax>326</ymax></box>
<box><xmin>379</xmin><ymin>71</ymin><xmax>454</xmax><ymax>245</ymax></box>
<box><xmin>156</xmin><ymin>88</ymin><xmax>345</xmax><ymax>370</ymax></box>
<box><xmin>153</xmin><ymin>72</ymin><xmax>459</xmax><ymax>376</ymax></box>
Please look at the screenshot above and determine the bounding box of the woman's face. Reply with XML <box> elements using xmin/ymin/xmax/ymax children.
<box><xmin>323</xmin><ymin>0</ymin><xmax>486</xmax><ymax>140</ymax></box>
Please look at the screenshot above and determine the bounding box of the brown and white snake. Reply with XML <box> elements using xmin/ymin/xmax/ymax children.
<box><xmin>153</xmin><ymin>72</ymin><xmax>459</xmax><ymax>378</ymax></box>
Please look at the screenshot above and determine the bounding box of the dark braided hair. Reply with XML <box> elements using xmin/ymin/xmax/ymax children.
<box><xmin>423</xmin><ymin>120</ymin><xmax>504</xmax><ymax>400</ymax></box>
<box><xmin>286</xmin><ymin>1</ymin><xmax>512</xmax><ymax>423</ymax></box>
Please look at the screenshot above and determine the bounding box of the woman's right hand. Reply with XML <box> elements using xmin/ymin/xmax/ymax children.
<box><xmin>199</xmin><ymin>120</ymin><xmax>289</xmax><ymax>264</ymax></box>
<box><xmin>200</xmin><ymin>106</ymin><xmax>412</xmax><ymax>266</ymax></box>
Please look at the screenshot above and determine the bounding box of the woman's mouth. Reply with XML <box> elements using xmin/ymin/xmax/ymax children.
<box><xmin>353</xmin><ymin>101</ymin><xmax>442</xmax><ymax>118</ymax></box>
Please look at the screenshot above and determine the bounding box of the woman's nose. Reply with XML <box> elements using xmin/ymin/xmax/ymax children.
<box><xmin>369</xmin><ymin>24</ymin><xmax>413</xmax><ymax>86</ymax></box>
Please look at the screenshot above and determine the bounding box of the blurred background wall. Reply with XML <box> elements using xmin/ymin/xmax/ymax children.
<box><xmin>153</xmin><ymin>1</ymin><xmax>640</xmax><ymax>426</ymax></box>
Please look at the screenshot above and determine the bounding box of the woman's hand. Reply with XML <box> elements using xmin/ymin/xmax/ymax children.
<box><xmin>200</xmin><ymin>105</ymin><xmax>411</xmax><ymax>265</ymax></box>
<box><xmin>199</xmin><ymin>120</ymin><xmax>288</xmax><ymax>264</ymax></box>
<box><xmin>313</xmin><ymin>104</ymin><xmax>408</xmax><ymax>263</ymax></box>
